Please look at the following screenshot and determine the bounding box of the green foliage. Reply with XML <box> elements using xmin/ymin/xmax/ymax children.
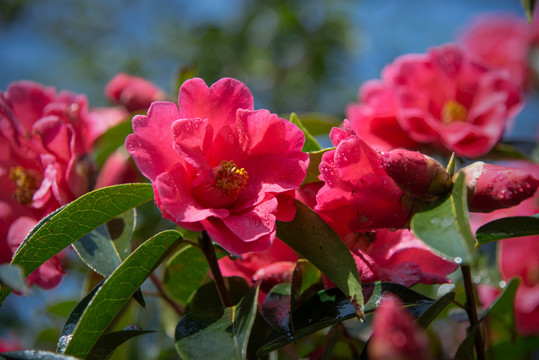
<box><xmin>0</xmin><ymin>264</ymin><xmax>28</xmax><ymax>294</ymax></box>
<box><xmin>175</xmin><ymin>285</ymin><xmax>259</xmax><ymax>360</ymax></box>
<box><xmin>0</xmin><ymin>351</ymin><xmax>81</xmax><ymax>360</ymax></box>
<box><xmin>475</xmin><ymin>214</ymin><xmax>539</xmax><ymax>245</ymax></box>
<box><xmin>62</xmin><ymin>230</ymin><xmax>182</xmax><ymax>359</ymax></box>
<box><xmin>522</xmin><ymin>0</ymin><xmax>537</xmax><ymax>22</ymax></box>
<box><xmin>412</xmin><ymin>172</ymin><xmax>476</xmax><ymax>264</ymax></box>
<box><xmin>0</xmin><ymin>184</ymin><xmax>154</xmax><ymax>305</ymax></box>
<box><xmin>277</xmin><ymin>200</ymin><xmax>364</xmax><ymax>316</ymax></box>
<box><xmin>289</xmin><ymin>113</ymin><xmax>322</xmax><ymax>152</ymax></box>
<box><xmin>302</xmin><ymin>148</ymin><xmax>333</xmax><ymax>185</ymax></box>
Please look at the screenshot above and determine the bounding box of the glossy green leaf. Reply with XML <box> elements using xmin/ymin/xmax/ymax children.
<box><xmin>412</xmin><ymin>172</ymin><xmax>476</xmax><ymax>264</ymax></box>
<box><xmin>86</xmin><ymin>329</ymin><xmax>154</xmax><ymax>360</ymax></box>
<box><xmin>175</xmin><ymin>285</ymin><xmax>259</xmax><ymax>360</ymax></box>
<box><xmin>186</xmin><ymin>277</ymin><xmax>250</xmax><ymax>313</ymax></box>
<box><xmin>57</xmin><ymin>281</ymin><xmax>104</xmax><ymax>353</ymax></box>
<box><xmin>72</xmin><ymin>209</ymin><xmax>136</xmax><ymax>277</ymax></box>
<box><xmin>415</xmin><ymin>291</ymin><xmax>455</xmax><ymax>329</ymax></box>
<box><xmin>260</xmin><ymin>283</ymin><xmax>292</xmax><ymax>341</ymax></box>
<box><xmin>47</xmin><ymin>301</ymin><xmax>79</xmax><ymax>318</ymax></box>
<box><xmin>475</xmin><ymin>214</ymin><xmax>539</xmax><ymax>245</ymax></box>
<box><xmin>277</xmin><ymin>200</ymin><xmax>364</xmax><ymax>316</ymax></box>
<box><xmin>93</xmin><ymin>120</ymin><xmax>133</xmax><ymax>167</ymax></box>
<box><xmin>163</xmin><ymin>245</ymin><xmax>210</xmax><ymax>305</ymax></box>
<box><xmin>522</xmin><ymin>0</ymin><xmax>537</xmax><ymax>22</ymax></box>
<box><xmin>289</xmin><ymin>113</ymin><xmax>322</xmax><ymax>152</ymax></box>
<box><xmin>63</xmin><ymin>230</ymin><xmax>182</xmax><ymax>359</ymax></box>
<box><xmin>0</xmin><ymin>351</ymin><xmax>80</xmax><ymax>360</ymax></box>
<box><xmin>0</xmin><ymin>184</ymin><xmax>154</xmax><ymax>305</ymax></box>
<box><xmin>0</xmin><ymin>264</ymin><xmax>28</xmax><ymax>294</ymax></box>
<box><xmin>480</xmin><ymin>278</ymin><xmax>519</xmax><ymax>326</ymax></box>
<box><xmin>302</xmin><ymin>148</ymin><xmax>333</xmax><ymax>185</ymax></box>
<box><xmin>284</xmin><ymin>112</ymin><xmax>341</xmax><ymax>136</ymax></box>
<box><xmin>258</xmin><ymin>282</ymin><xmax>434</xmax><ymax>355</ymax></box>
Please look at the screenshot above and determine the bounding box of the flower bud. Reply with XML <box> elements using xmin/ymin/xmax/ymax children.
<box><xmin>379</xmin><ymin>149</ymin><xmax>452</xmax><ymax>201</ymax></box>
<box><xmin>460</xmin><ymin>162</ymin><xmax>539</xmax><ymax>212</ymax></box>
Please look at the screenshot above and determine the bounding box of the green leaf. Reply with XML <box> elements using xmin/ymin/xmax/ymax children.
<box><xmin>186</xmin><ymin>277</ymin><xmax>250</xmax><ymax>313</ymax></box>
<box><xmin>453</xmin><ymin>326</ymin><xmax>478</xmax><ymax>360</ymax></box>
<box><xmin>260</xmin><ymin>283</ymin><xmax>293</xmax><ymax>341</ymax></box>
<box><xmin>522</xmin><ymin>0</ymin><xmax>537</xmax><ymax>22</ymax></box>
<box><xmin>63</xmin><ymin>230</ymin><xmax>182</xmax><ymax>359</ymax></box>
<box><xmin>0</xmin><ymin>351</ymin><xmax>81</xmax><ymax>360</ymax></box>
<box><xmin>415</xmin><ymin>291</ymin><xmax>455</xmax><ymax>329</ymax></box>
<box><xmin>86</xmin><ymin>329</ymin><xmax>154</xmax><ymax>360</ymax></box>
<box><xmin>47</xmin><ymin>300</ymin><xmax>79</xmax><ymax>318</ymax></box>
<box><xmin>480</xmin><ymin>278</ymin><xmax>519</xmax><ymax>327</ymax></box>
<box><xmin>258</xmin><ymin>282</ymin><xmax>434</xmax><ymax>355</ymax></box>
<box><xmin>0</xmin><ymin>183</ymin><xmax>154</xmax><ymax>305</ymax></box>
<box><xmin>175</xmin><ymin>285</ymin><xmax>259</xmax><ymax>360</ymax></box>
<box><xmin>412</xmin><ymin>172</ymin><xmax>476</xmax><ymax>264</ymax></box>
<box><xmin>72</xmin><ymin>209</ymin><xmax>136</xmax><ymax>276</ymax></box>
<box><xmin>289</xmin><ymin>113</ymin><xmax>322</xmax><ymax>152</ymax></box>
<box><xmin>475</xmin><ymin>214</ymin><xmax>539</xmax><ymax>245</ymax></box>
<box><xmin>0</xmin><ymin>264</ymin><xmax>28</xmax><ymax>294</ymax></box>
<box><xmin>489</xmin><ymin>336</ymin><xmax>539</xmax><ymax>360</ymax></box>
<box><xmin>93</xmin><ymin>120</ymin><xmax>134</xmax><ymax>167</ymax></box>
<box><xmin>302</xmin><ymin>148</ymin><xmax>333</xmax><ymax>185</ymax></box>
<box><xmin>277</xmin><ymin>200</ymin><xmax>364</xmax><ymax>316</ymax></box>
<box><xmin>163</xmin><ymin>245</ymin><xmax>210</xmax><ymax>305</ymax></box>
<box><xmin>283</xmin><ymin>112</ymin><xmax>341</xmax><ymax>136</ymax></box>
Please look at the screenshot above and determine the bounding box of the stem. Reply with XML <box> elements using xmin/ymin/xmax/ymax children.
<box><xmin>149</xmin><ymin>272</ymin><xmax>184</xmax><ymax>317</ymax></box>
<box><xmin>461</xmin><ymin>265</ymin><xmax>485</xmax><ymax>360</ymax></box>
<box><xmin>199</xmin><ymin>231</ymin><xmax>232</xmax><ymax>307</ymax></box>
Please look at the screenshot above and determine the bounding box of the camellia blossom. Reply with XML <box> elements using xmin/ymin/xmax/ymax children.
<box><xmin>0</xmin><ymin>80</ymin><xmax>125</xmax><ymax>289</ymax></box>
<box><xmin>105</xmin><ymin>73</ymin><xmax>167</xmax><ymax>112</ymax></box>
<box><xmin>315</xmin><ymin>121</ymin><xmax>414</xmax><ymax>238</ymax></box>
<box><xmin>126</xmin><ymin>77</ymin><xmax>309</xmax><ymax>255</ymax></box>
<box><xmin>369</xmin><ymin>296</ymin><xmax>433</xmax><ymax>360</ymax></box>
<box><xmin>347</xmin><ymin>44</ymin><xmax>523</xmax><ymax>158</ymax></box>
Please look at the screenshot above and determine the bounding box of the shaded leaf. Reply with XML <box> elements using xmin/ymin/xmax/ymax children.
<box><xmin>0</xmin><ymin>351</ymin><xmax>80</xmax><ymax>360</ymax></box>
<box><xmin>302</xmin><ymin>148</ymin><xmax>333</xmax><ymax>185</ymax></box>
<box><xmin>186</xmin><ymin>277</ymin><xmax>250</xmax><ymax>313</ymax></box>
<box><xmin>47</xmin><ymin>300</ymin><xmax>79</xmax><ymax>318</ymax></box>
<box><xmin>453</xmin><ymin>326</ymin><xmax>478</xmax><ymax>360</ymax></box>
<box><xmin>94</xmin><ymin>120</ymin><xmax>134</xmax><ymax>167</ymax></box>
<box><xmin>289</xmin><ymin>113</ymin><xmax>322</xmax><ymax>152</ymax></box>
<box><xmin>277</xmin><ymin>200</ymin><xmax>364</xmax><ymax>316</ymax></box>
<box><xmin>284</xmin><ymin>112</ymin><xmax>341</xmax><ymax>136</ymax></box>
<box><xmin>415</xmin><ymin>291</ymin><xmax>455</xmax><ymax>329</ymax></box>
<box><xmin>475</xmin><ymin>214</ymin><xmax>539</xmax><ymax>245</ymax></box>
<box><xmin>86</xmin><ymin>329</ymin><xmax>154</xmax><ymax>360</ymax></box>
<box><xmin>412</xmin><ymin>172</ymin><xmax>476</xmax><ymax>264</ymax></box>
<box><xmin>489</xmin><ymin>336</ymin><xmax>539</xmax><ymax>360</ymax></box>
<box><xmin>0</xmin><ymin>264</ymin><xmax>28</xmax><ymax>294</ymax></box>
<box><xmin>0</xmin><ymin>184</ymin><xmax>154</xmax><ymax>305</ymax></box>
<box><xmin>63</xmin><ymin>230</ymin><xmax>182</xmax><ymax>359</ymax></box>
<box><xmin>163</xmin><ymin>245</ymin><xmax>210</xmax><ymax>305</ymax></box>
<box><xmin>480</xmin><ymin>278</ymin><xmax>519</xmax><ymax>327</ymax></box>
<box><xmin>175</xmin><ymin>285</ymin><xmax>259</xmax><ymax>360</ymax></box>
<box><xmin>260</xmin><ymin>283</ymin><xmax>292</xmax><ymax>341</ymax></box>
<box><xmin>522</xmin><ymin>0</ymin><xmax>537</xmax><ymax>22</ymax></box>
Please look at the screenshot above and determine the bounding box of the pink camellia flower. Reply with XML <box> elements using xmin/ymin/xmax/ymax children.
<box><xmin>219</xmin><ymin>239</ymin><xmax>298</xmax><ymax>302</ymax></box>
<box><xmin>347</xmin><ymin>44</ymin><xmax>523</xmax><ymax>158</ymax></box>
<box><xmin>369</xmin><ymin>296</ymin><xmax>433</xmax><ymax>360</ymax></box>
<box><xmin>105</xmin><ymin>73</ymin><xmax>167</xmax><ymax>112</ymax></box>
<box><xmin>0</xmin><ymin>80</ymin><xmax>125</xmax><ymax>290</ymax></box>
<box><xmin>315</xmin><ymin>121</ymin><xmax>413</xmax><ymax>239</ymax></box>
<box><xmin>471</xmin><ymin>161</ymin><xmax>539</xmax><ymax>335</ymax></box>
<box><xmin>459</xmin><ymin>13</ymin><xmax>534</xmax><ymax>90</ymax></box>
<box><xmin>125</xmin><ymin>78</ymin><xmax>309</xmax><ymax>255</ymax></box>
<box><xmin>460</xmin><ymin>162</ymin><xmax>539</xmax><ymax>212</ymax></box>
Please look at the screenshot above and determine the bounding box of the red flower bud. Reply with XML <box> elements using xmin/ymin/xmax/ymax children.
<box><xmin>379</xmin><ymin>149</ymin><xmax>452</xmax><ymax>201</ymax></box>
<box><xmin>461</xmin><ymin>162</ymin><xmax>539</xmax><ymax>212</ymax></box>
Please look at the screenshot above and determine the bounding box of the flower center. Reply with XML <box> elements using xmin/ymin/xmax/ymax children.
<box><xmin>10</xmin><ymin>166</ymin><xmax>38</xmax><ymax>205</ymax></box>
<box><xmin>441</xmin><ymin>100</ymin><xmax>468</xmax><ymax>125</ymax></box>
<box><xmin>214</xmin><ymin>160</ymin><xmax>249</xmax><ymax>197</ymax></box>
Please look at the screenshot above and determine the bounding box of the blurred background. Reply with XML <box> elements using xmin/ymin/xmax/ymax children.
<box><xmin>0</xmin><ymin>0</ymin><xmax>536</xmax><ymax>358</ymax></box>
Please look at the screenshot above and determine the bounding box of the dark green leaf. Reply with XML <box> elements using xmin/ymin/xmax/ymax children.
<box><xmin>186</xmin><ymin>277</ymin><xmax>250</xmax><ymax>313</ymax></box>
<box><xmin>277</xmin><ymin>200</ymin><xmax>364</xmax><ymax>316</ymax></box>
<box><xmin>522</xmin><ymin>0</ymin><xmax>537</xmax><ymax>22</ymax></box>
<box><xmin>489</xmin><ymin>336</ymin><xmax>539</xmax><ymax>360</ymax></box>
<box><xmin>486</xmin><ymin>143</ymin><xmax>531</xmax><ymax>161</ymax></box>
<box><xmin>412</xmin><ymin>172</ymin><xmax>476</xmax><ymax>264</ymax></box>
<box><xmin>175</xmin><ymin>285</ymin><xmax>259</xmax><ymax>360</ymax></box>
<box><xmin>302</xmin><ymin>148</ymin><xmax>333</xmax><ymax>185</ymax></box>
<box><xmin>163</xmin><ymin>245</ymin><xmax>210</xmax><ymax>305</ymax></box>
<box><xmin>475</xmin><ymin>214</ymin><xmax>539</xmax><ymax>245</ymax></box>
<box><xmin>57</xmin><ymin>281</ymin><xmax>104</xmax><ymax>353</ymax></box>
<box><xmin>0</xmin><ymin>351</ymin><xmax>80</xmax><ymax>360</ymax></box>
<box><xmin>260</xmin><ymin>283</ymin><xmax>293</xmax><ymax>341</ymax></box>
<box><xmin>415</xmin><ymin>291</ymin><xmax>455</xmax><ymax>329</ymax></box>
<box><xmin>93</xmin><ymin>120</ymin><xmax>134</xmax><ymax>167</ymax></box>
<box><xmin>283</xmin><ymin>112</ymin><xmax>341</xmax><ymax>136</ymax></box>
<box><xmin>63</xmin><ymin>230</ymin><xmax>182</xmax><ymax>359</ymax></box>
<box><xmin>0</xmin><ymin>184</ymin><xmax>154</xmax><ymax>305</ymax></box>
<box><xmin>289</xmin><ymin>113</ymin><xmax>322</xmax><ymax>152</ymax></box>
<box><xmin>480</xmin><ymin>278</ymin><xmax>519</xmax><ymax>327</ymax></box>
<box><xmin>86</xmin><ymin>329</ymin><xmax>154</xmax><ymax>360</ymax></box>
<box><xmin>47</xmin><ymin>300</ymin><xmax>79</xmax><ymax>318</ymax></box>
<box><xmin>453</xmin><ymin>326</ymin><xmax>478</xmax><ymax>360</ymax></box>
<box><xmin>0</xmin><ymin>264</ymin><xmax>28</xmax><ymax>294</ymax></box>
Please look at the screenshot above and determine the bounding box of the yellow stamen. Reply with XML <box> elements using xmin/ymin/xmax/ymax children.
<box><xmin>9</xmin><ymin>166</ymin><xmax>38</xmax><ymax>205</ymax></box>
<box><xmin>441</xmin><ymin>100</ymin><xmax>468</xmax><ymax>125</ymax></box>
<box><xmin>214</xmin><ymin>160</ymin><xmax>249</xmax><ymax>197</ymax></box>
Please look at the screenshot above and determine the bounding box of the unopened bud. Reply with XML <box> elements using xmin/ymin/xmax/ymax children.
<box><xmin>380</xmin><ymin>149</ymin><xmax>452</xmax><ymax>201</ymax></box>
<box><xmin>460</xmin><ymin>162</ymin><xmax>539</xmax><ymax>212</ymax></box>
